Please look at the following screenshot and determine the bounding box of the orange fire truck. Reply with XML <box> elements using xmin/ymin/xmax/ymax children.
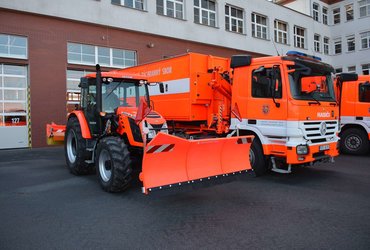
<box><xmin>337</xmin><ymin>75</ymin><xmax>370</xmax><ymax>154</ymax></box>
<box><xmin>118</xmin><ymin>51</ymin><xmax>347</xmax><ymax>174</ymax></box>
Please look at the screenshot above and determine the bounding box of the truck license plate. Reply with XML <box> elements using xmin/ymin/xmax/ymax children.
<box><xmin>319</xmin><ymin>145</ymin><xmax>330</xmax><ymax>151</ymax></box>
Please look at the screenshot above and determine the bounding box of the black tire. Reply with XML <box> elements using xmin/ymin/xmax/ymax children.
<box><xmin>340</xmin><ymin>128</ymin><xmax>369</xmax><ymax>155</ymax></box>
<box><xmin>64</xmin><ymin>117</ymin><xmax>93</xmax><ymax>175</ymax></box>
<box><xmin>95</xmin><ymin>137</ymin><xmax>133</xmax><ymax>192</ymax></box>
<box><xmin>250</xmin><ymin>138</ymin><xmax>268</xmax><ymax>176</ymax></box>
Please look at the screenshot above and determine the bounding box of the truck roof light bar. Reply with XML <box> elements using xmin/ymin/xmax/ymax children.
<box><xmin>286</xmin><ymin>51</ymin><xmax>322</xmax><ymax>61</ymax></box>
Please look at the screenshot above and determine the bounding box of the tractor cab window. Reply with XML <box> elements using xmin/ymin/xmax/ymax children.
<box><xmin>102</xmin><ymin>80</ymin><xmax>149</xmax><ymax>113</ymax></box>
<box><xmin>359</xmin><ymin>82</ymin><xmax>370</xmax><ymax>103</ymax></box>
<box><xmin>252</xmin><ymin>66</ymin><xmax>282</xmax><ymax>99</ymax></box>
<box><xmin>288</xmin><ymin>61</ymin><xmax>336</xmax><ymax>102</ymax></box>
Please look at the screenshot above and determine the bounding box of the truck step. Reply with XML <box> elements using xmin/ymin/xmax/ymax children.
<box><xmin>85</xmin><ymin>160</ymin><xmax>94</xmax><ymax>164</ymax></box>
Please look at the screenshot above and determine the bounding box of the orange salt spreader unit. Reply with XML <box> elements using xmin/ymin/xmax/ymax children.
<box><xmin>118</xmin><ymin>52</ymin><xmax>356</xmax><ymax>175</ymax></box>
<box><xmin>46</xmin><ymin>65</ymin><xmax>253</xmax><ymax>194</ymax></box>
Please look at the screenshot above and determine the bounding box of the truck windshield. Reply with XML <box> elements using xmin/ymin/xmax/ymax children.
<box><xmin>102</xmin><ymin>80</ymin><xmax>149</xmax><ymax>112</ymax></box>
<box><xmin>288</xmin><ymin>61</ymin><xmax>336</xmax><ymax>103</ymax></box>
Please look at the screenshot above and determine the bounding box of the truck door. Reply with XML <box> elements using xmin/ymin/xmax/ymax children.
<box><xmin>247</xmin><ymin>64</ymin><xmax>288</xmax><ymax>138</ymax></box>
<box><xmin>356</xmin><ymin>81</ymin><xmax>370</xmax><ymax>129</ymax></box>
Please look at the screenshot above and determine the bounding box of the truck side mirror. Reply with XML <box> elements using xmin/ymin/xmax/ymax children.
<box><xmin>337</xmin><ymin>73</ymin><xmax>358</xmax><ymax>82</ymax></box>
<box><xmin>159</xmin><ymin>83</ymin><xmax>165</xmax><ymax>93</ymax></box>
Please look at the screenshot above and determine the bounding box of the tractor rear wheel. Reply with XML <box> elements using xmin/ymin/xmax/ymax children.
<box><xmin>64</xmin><ymin>117</ymin><xmax>93</xmax><ymax>175</ymax></box>
<box><xmin>250</xmin><ymin>138</ymin><xmax>268</xmax><ymax>176</ymax></box>
<box><xmin>96</xmin><ymin>137</ymin><xmax>133</xmax><ymax>192</ymax></box>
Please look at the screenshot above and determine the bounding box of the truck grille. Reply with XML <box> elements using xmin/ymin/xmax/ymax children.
<box><xmin>302</xmin><ymin>120</ymin><xmax>338</xmax><ymax>143</ymax></box>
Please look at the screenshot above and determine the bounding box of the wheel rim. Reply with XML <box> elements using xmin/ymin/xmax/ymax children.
<box><xmin>345</xmin><ymin>134</ymin><xmax>362</xmax><ymax>151</ymax></box>
<box><xmin>250</xmin><ymin>148</ymin><xmax>255</xmax><ymax>167</ymax></box>
<box><xmin>66</xmin><ymin>130</ymin><xmax>77</xmax><ymax>164</ymax></box>
<box><xmin>99</xmin><ymin>149</ymin><xmax>112</xmax><ymax>182</ymax></box>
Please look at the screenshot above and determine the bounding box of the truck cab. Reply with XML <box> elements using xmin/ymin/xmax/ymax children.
<box><xmin>230</xmin><ymin>51</ymin><xmax>339</xmax><ymax>172</ymax></box>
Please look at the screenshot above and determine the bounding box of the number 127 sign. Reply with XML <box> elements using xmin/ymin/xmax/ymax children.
<box><xmin>4</xmin><ymin>116</ymin><xmax>27</xmax><ymax>126</ymax></box>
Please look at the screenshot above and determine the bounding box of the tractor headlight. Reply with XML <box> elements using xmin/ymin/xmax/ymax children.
<box><xmin>296</xmin><ymin>145</ymin><xmax>309</xmax><ymax>155</ymax></box>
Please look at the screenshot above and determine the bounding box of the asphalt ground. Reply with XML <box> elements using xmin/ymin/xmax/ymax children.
<box><xmin>0</xmin><ymin>147</ymin><xmax>369</xmax><ymax>249</ymax></box>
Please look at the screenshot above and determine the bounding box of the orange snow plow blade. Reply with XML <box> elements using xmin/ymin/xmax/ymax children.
<box><xmin>140</xmin><ymin>132</ymin><xmax>253</xmax><ymax>193</ymax></box>
<box><xmin>46</xmin><ymin>123</ymin><xmax>66</xmax><ymax>145</ymax></box>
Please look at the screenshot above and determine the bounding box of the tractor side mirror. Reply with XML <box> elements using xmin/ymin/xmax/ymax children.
<box><xmin>79</xmin><ymin>77</ymin><xmax>89</xmax><ymax>88</ymax></box>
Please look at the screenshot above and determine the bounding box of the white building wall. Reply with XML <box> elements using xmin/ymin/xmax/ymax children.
<box><xmin>0</xmin><ymin>0</ymin><xmax>365</xmax><ymax>68</ymax></box>
<box><xmin>279</xmin><ymin>0</ymin><xmax>370</xmax><ymax>75</ymax></box>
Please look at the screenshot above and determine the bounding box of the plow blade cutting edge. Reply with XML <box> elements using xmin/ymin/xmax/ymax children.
<box><xmin>140</xmin><ymin>132</ymin><xmax>254</xmax><ymax>194</ymax></box>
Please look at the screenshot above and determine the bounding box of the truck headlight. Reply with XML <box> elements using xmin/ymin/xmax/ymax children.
<box><xmin>296</xmin><ymin>145</ymin><xmax>309</xmax><ymax>155</ymax></box>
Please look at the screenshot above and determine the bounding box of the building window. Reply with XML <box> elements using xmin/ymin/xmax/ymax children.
<box><xmin>360</xmin><ymin>31</ymin><xmax>370</xmax><ymax>49</ymax></box>
<box><xmin>294</xmin><ymin>26</ymin><xmax>305</xmax><ymax>49</ymax></box>
<box><xmin>156</xmin><ymin>0</ymin><xmax>184</xmax><ymax>19</ymax></box>
<box><xmin>0</xmin><ymin>64</ymin><xmax>28</xmax><ymax>127</ymax></box>
<box><xmin>111</xmin><ymin>0</ymin><xmax>145</xmax><ymax>10</ymax></box>
<box><xmin>363</xmin><ymin>63</ymin><xmax>370</xmax><ymax>75</ymax></box>
<box><xmin>252</xmin><ymin>13</ymin><xmax>268</xmax><ymax>40</ymax></box>
<box><xmin>334</xmin><ymin>39</ymin><xmax>342</xmax><ymax>54</ymax></box>
<box><xmin>347</xmin><ymin>36</ymin><xmax>355</xmax><ymax>52</ymax></box>
<box><xmin>333</xmin><ymin>8</ymin><xmax>340</xmax><ymax>24</ymax></box>
<box><xmin>335</xmin><ymin>68</ymin><xmax>343</xmax><ymax>74</ymax></box>
<box><xmin>345</xmin><ymin>4</ymin><xmax>354</xmax><ymax>21</ymax></box>
<box><xmin>324</xmin><ymin>37</ymin><xmax>330</xmax><ymax>55</ymax></box>
<box><xmin>313</xmin><ymin>3</ymin><xmax>319</xmax><ymax>21</ymax></box>
<box><xmin>0</xmin><ymin>34</ymin><xmax>27</xmax><ymax>59</ymax></box>
<box><xmin>322</xmin><ymin>7</ymin><xmax>328</xmax><ymax>25</ymax></box>
<box><xmin>347</xmin><ymin>66</ymin><xmax>356</xmax><ymax>73</ymax></box>
<box><xmin>194</xmin><ymin>0</ymin><xmax>217</xmax><ymax>27</ymax></box>
<box><xmin>274</xmin><ymin>20</ymin><xmax>288</xmax><ymax>44</ymax></box>
<box><xmin>67</xmin><ymin>43</ymin><xmax>136</xmax><ymax>68</ymax></box>
<box><xmin>359</xmin><ymin>0</ymin><xmax>370</xmax><ymax>17</ymax></box>
<box><xmin>225</xmin><ymin>5</ymin><xmax>244</xmax><ymax>34</ymax></box>
<box><xmin>314</xmin><ymin>34</ymin><xmax>321</xmax><ymax>53</ymax></box>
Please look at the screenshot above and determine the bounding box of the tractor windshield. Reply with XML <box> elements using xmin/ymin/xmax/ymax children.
<box><xmin>102</xmin><ymin>80</ymin><xmax>149</xmax><ymax>113</ymax></box>
<box><xmin>288</xmin><ymin>60</ymin><xmax>336</xmax><ymax>103</ymax></box>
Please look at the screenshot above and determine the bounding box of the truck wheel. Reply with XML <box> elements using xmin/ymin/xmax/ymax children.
<box><xmin>96</xmin><ymin>137</ymin><xmax>133</xmax><ymax>192</ymax></box>
<box><xmin>341</xmin><ymin>128</ymin><xmax>369</xmax><ymax>155</ymax></box>
<box><xmin>250</xmin><ymin>138</ymin><xmax>268</xmax><ymax>176</ymax></box>
<box><xmin>65</xmin><ymin>117</ymin><xmax>93</xmax><ymax>175</ymax></box>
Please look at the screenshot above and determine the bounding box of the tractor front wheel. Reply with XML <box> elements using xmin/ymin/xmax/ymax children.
<box><xmin>96</xmin><ymin>137</ymin><xmax>133</xmax><ymax>192</ymax></box>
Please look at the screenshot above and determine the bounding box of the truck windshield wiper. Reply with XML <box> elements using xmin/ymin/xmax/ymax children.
<box><xmin>308</xmin><ymin>92</ymin><xmax>321</xmax><ymax>105</ymax></box>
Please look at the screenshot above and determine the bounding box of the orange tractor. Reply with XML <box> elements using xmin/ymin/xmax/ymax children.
<box><xmin>47</xmin><ymin>66</ymin><xmax>253</xmax><ymax>193</ymax></box>
<box><xmin>336</xmin><ymin>75</ymin><xmax>370</xmax><ymax>154</ymax></box>
<box><xmin>118</xmin><ymin>52</ymin><xmax>357</xmax><ymax>174</ymax></box>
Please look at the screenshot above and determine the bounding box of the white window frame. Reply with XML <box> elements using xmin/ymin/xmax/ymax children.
<box><xmin>156</xmin><ymin>0</ymin><xmax>184</xmax><ymax>19</ymax></box>
<box><xmin>333</xmin><ymin>7</ymin><xmax>340</xmax><ymax>24</ymax></box>
<box><xmin>347</xmin><ymin>36</ymin><xmax>355</xmax><ymax>52</ymax></box>
<box><xmin>322</xmin><ymin>7</ymin><xmax>328</xmax><ymax>25</ymax></box>
<box><xmin>345</xmin><ymin>4</ymin><xmax>354</xmax><ymax>21</ymax></box>
<box><xmin>274</xmin><ymin>20</ymin><xmax>288</xmax><ymax>44</ymax></box>
<box><xmin>252</xmin><ymin>13</ymin><xmax>268</xmax><ymax>40</ymax></box>
<box><xmin>0</xmin><ymin>34</ymin><xmax>28</xmax><ymax>60</ymax></box>
<box><xmin>360</xmin><ymin>31</ymin><xmax>370</xmax><ymax>49</ymax></box>
<box><xmin>359</xmin><ymin>0</ymin><xmax>370</xmax><ymax>18</ymax></box>
<box><xmin>112</xmin><ymin>0</ymin><xmax>145</xmax><ymax>10</ymax></box>
<box><xmin>313</xmin><ymin>3</ymin><xmax>320</xmax><ymax>21</ymax></box>
<box><xmin>225</xmin><ymin>5</ymin><xmax>244</xmax><ymax>34</ymax></box>
<box><xmin>334</xmin><ymin>39</ymin><xmax>342</xmax><ymax>54</ymax></box>
<box><xmin>314</xmin><ymin>34</ymin><xmax>321</xmax><ymax>53</ymax></box>
<box><xmin>67</xmin><ymin>43</ymin><xmax>137</xmax><ymax>68</ymax></box>
<box><xmin>324</xmin><ymin>37</ymin><xmax>330</xmax><ymax>55</ymax></box>
<box><xmin>347</xmin><ymin>66</ymin><xmax>356</xmax><ymax>73</ymax></box>
<box><xmin>194</xmin><ymin>0</ymin><xmax>217</xmax><ymax>27</ymax></box>
<box><xmin>362</xmin><ymin>63</ymin><xmax>370</xmax><ymax>75</ymax></box>
<box><xmin>294</xmin><ymin>26</ymin><xmax>305</xmax><ymax>49</ymax></box>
